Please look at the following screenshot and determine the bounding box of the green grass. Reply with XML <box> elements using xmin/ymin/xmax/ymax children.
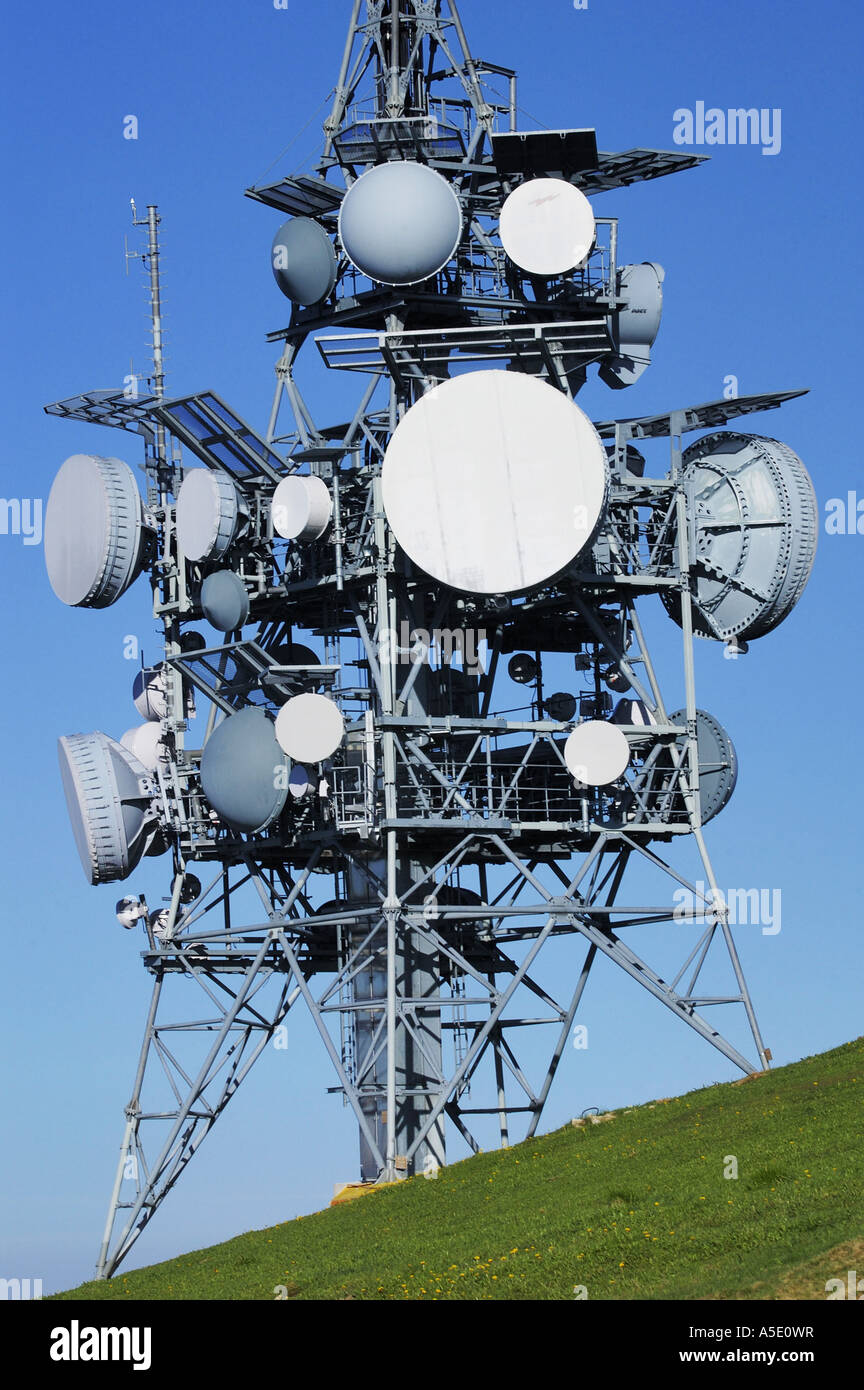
<box><xmin>53</xmin><ymin>1037</ymin><xmax>864</xmax><ymax>1301</ymax></box>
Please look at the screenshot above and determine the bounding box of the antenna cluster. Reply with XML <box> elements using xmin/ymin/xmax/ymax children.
<box><xmin>42</xmin><ymin>1</ymin><xmax>816</xmax><ymax>1280</ymax></box>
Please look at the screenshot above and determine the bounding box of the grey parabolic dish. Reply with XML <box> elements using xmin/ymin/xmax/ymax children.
<box><xmin>58</xmin><ymin>732</ymin><xmax>158</xmax><ymax>885</ymax></box>
<box><xmin>617</xmin><ymin>262</ymin><xmax>664</xmax><ymax>351</ymax></box>
<box><xmin>44</xmin><ymin>454</ymin><xmax>145</xmax><ymax>608</ymax></box>
<box><xmin>652</xmin><ymin>709</ymin><xmax>738</xmax><ymax>825</ymax></box>
<box><xmin>661</xmin><ymin>433</ymin><xmax>818</xmax><ymax>641</ymax></box>
<box><xmin>201</xmin><ymin>569</ymin><xmax>250</xmax><ymax>632</ymax></box>
<box><xmin>200</xmin><ymin>708</ymin><xmax>289</xmax><ymax>833</ymax></box>
<box><xmin>338</xmin><ymin>160</ymin><xmax>462</xmax><ymax>286</ymax></box>
<box><xmin>271</xmin><ymin>217</ymin><xmax>339</xmax><ymax>305</ymax></box>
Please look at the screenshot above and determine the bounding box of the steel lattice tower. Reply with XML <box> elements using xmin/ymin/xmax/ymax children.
<box><xmin>42</xmin><ymin>1</ymin><xmax>816</xmax><ymax>1281</ymax></box>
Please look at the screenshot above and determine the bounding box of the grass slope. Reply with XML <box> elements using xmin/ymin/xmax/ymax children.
<box><xmin>54</xmin><ymin>1037</ymin><xmax>864</xmax><ymax>1301</ymax></box>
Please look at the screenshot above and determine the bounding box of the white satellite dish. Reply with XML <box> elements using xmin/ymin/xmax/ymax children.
<box><xmin>176</xmin><ymin>469</ymin><xmax>245</xmax><ymax>563</ymax></box>
<box><xmin>499</xmin><ymin>178</ymin><xmax>596</xmax><ymax>277</ymax></box>
<box><xmin>381</xmin><ymin>371</ymin><xmax>607</xmax><ymax>594</ymax></box>
<box><xmin>133</xmin><ymin>666</ymin><xmax>168</xmax><ymax>721</ymax></box>
<box><xmin>338</xmin><ymin>160</ymin><xmax>462</xmax><ymax>286</ymax></box>
<box><xmin>272</xmin><ymin>475</ymin><xmax>333</xmax><ymax>542</ymax></box>
<box><xmin>44</xmin><ymin>454</ymin><xmax>146</xmax><ymax>608</ymax></box>
<box><xmin>275</xmin><ymin>694</ymin><xmax>345</xmax><ymax>763</ymax></box>
<box><xmin>564</xmin><ymin>721</ymin><xmax>630</xmax><ymax>786</ymax></box>
<box><xmin>121</xmin><ymin>722</ymin><xmax>165</xmax><ymax>772</ymax></box>
<box><xmin>58</xmin><ymin>732</ymin><xmax>163</xmax><ymax>885</ymax></box>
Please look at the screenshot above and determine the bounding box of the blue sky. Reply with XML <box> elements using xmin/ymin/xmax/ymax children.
<box><xmin>1</xmin><ymin>0</ymin><xmax>862</xmax><ymax>1295</ymax></box>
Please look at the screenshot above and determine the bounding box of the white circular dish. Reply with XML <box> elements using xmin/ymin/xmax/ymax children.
<box><xmin>58</xmin><ymin>732</ymin><xmax>159</xmax><ymax>885</ymax></box>
<box><xmin>177</xmin><ymin>469</ymin><xmax>243</xmax><ymax>563</ymax></box>
<box><xmin>133</xmin><ymin>666</ymin><xmax>168</xmax><ymax>721</ymax></box>
<box><xmin>272</xmin><ymin>475</ymin><xmax>333</xmax><ymax>542</ymax></box>
<box><xmin>499</xmin><ymin>178</ymin><xmax>596</xmax><ymax>277</ymax></box>
<box><xmin>275</xmin><ymin>694</ymin><xmax>345</xmax><ymax>763</ymax></box>
<box><xmin>381</xmin><ymin>370</ymin><xmax>607</xmax><ymax>594</ymax></box>
<box><xmin>564</xmin><ymin>721</ymin><xmax>630</xmax><ymax>786</ymax></box>
<box><xmin>44</xmin><ymin>454</ymin><xmax>145</xmax><ymax>608</ymax></box>
<box><xmin>339</xmin><ymin>160</ymin><xmax>462</xmax><ymax>286</ymax></box>
<box><xmin>121</xmin><ymin>722</ymin><xmax>165</xmax><ymax>773</ymax></box>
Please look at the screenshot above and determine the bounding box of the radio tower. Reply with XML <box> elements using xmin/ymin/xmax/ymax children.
<box><xmin>43</xmin><ymin>0</ymin><xmax>816</xmax><ymax>1279</ymax></box>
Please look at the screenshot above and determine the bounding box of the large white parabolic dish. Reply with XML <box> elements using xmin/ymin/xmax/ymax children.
<box><xmin>381</xmin><ymin>371</ymin><xmax>607</xmax><ymax>594</ymax></box>
<box><xmin>58</xmin><ymin>732</ymin><xmax>159</xmax><ymax>884</ymax></box>
<box><xmin>44</xmin><ymin>454</ymin><xmax>145</xmax><ymax>608</ymax></box>
<box><xmin>499</xmin><ymin>178</ymin><xmax>596</xmax><ymax>277</ymax></box>
<box><xmin>338</xmin><ymin>160</ymin><xmax>462</xmax><ymax>286</ymax></box>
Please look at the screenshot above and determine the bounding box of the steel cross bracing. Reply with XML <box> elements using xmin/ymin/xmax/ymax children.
<box><xmin>42</xmin><ymin>1</ymin><xmax>792</xmax><ymax>1281</ymax></box>
<box><xmin>95</xmin><ymin>807</ymin><xmax>765</xmax><ymax>1279</ymax></box>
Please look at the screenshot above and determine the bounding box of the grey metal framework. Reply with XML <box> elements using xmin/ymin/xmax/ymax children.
<box><xmin>44</xmin><ymin>1</ymin><xmax>804</xmax><ymax>1282</ymax></box>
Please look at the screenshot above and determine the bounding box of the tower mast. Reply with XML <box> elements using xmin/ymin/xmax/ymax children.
<box><xmin>40</xmin><ymin>0</ymin><xmax>816</xmax><ymax>1283</ymax></box>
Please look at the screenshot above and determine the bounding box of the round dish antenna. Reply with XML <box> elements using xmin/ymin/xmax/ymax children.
<box><xmin>649</xmin><ymin>709</ymin><xmax>738</xmax><ymax>824</ymax></box>
<box><xmin>382</xmin><ymin>371</ymin><xmax>607</xmax><ymax>594</ymax></box>
<box><xmin>661</xmin><ymin>433</ymin><xmax>818</xmax><ymax>641</ymax></box>
<box><xmin>288</xmin><ymin>765</ymin><xmax>315</xmax><ymax>799</ymax></box>
<box><xmin>564</xmin><ymin>720</ymin><xmax>631</xmax><ymax>786</ymax></box>
<box><xmin>339</xmin><ymin>161</ymin><xmax>462</xmax><ymax>286</ymax></box>
<box><xmin>275</xmin><ymin>694</ymin><xmax>345</xmax><ymax>763</ymax></box>
<box><xmin>133</xmin><ymin>666</ymin><xmax>168</xmax><ymax>721</ymax></box>
<box><xmin>600</xmin><ymin>262</ymin><xmax>665</xmax><ymax>390</ymax></box>
<box><xmin>272</xmin><ymin>475</ymin><xmax>333</xmax><ymax>542</ymax></box>
<box><xmin>201</xmin><ymin>570</ymin><xmax>250</xmax><ymax>632</ymax></box>
<box><xmin>176</xmin><ymin>469</ymin><xmax>245</xmax><ymax>563</ymax></box>
<box><xmin>58</xmin><ymin>732</ymin><xmax>161</xmax><ymax>885</ymax></box>
<box><xmin>271</xmin><ymin>217</ymin><xmax>339</xmax><ymax>305</ymax></box>
<box><xmin>499</xmin><ymin>177</ymin><xmax>596</xmax><ymax>276</ymax></box>
<box><xmin>544</xmin><ymin>692</ymin><xmax>578</xmax><ymax>722</ymax></box>
<box><xmin>199</xmin><ymin>708</ymin><xmax>289</xmax><ymax>834</ymax></box>
<box><xmin>121</xmin><ymin>722</ymin><xmax>165</xmax><ymax>772</ymax></box>
<box><xmin>44</xmin><ymin>455</ymin><xmax>146</xmax><ymax>608</ymax></box>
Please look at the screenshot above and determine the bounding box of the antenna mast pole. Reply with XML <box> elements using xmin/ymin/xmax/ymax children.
<box><xmin>129</xmin><ymin>201</ymin><xmax>168</xmax><ymax>465</ymax></box>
